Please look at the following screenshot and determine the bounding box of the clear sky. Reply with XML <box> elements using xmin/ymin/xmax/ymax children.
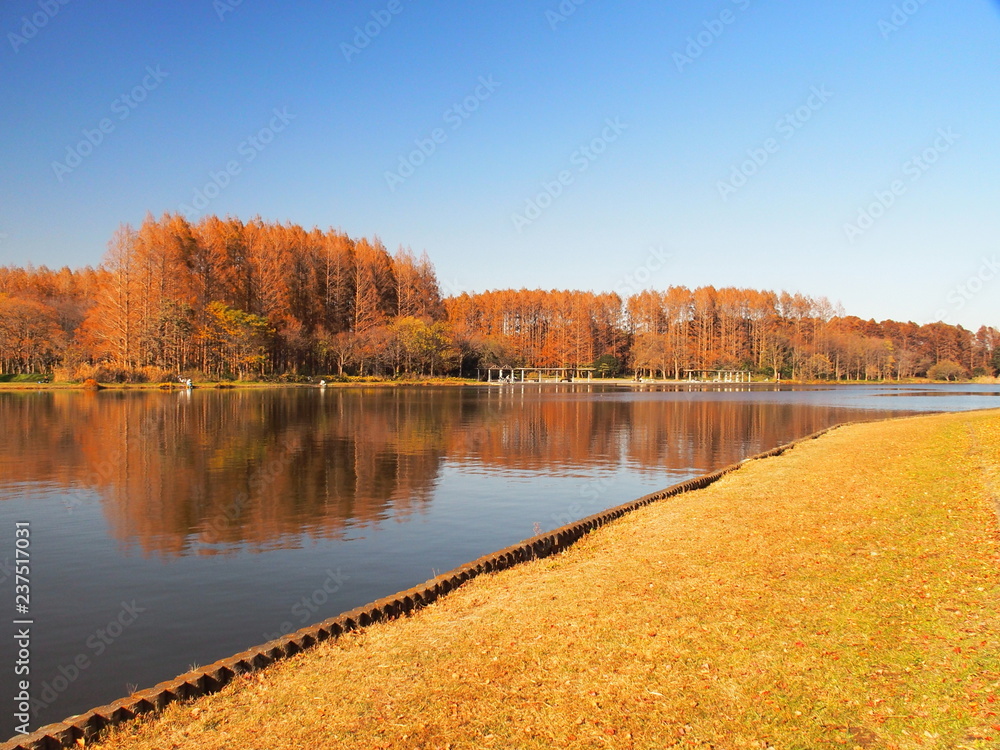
<box><xmin>1</xmin><ymin>1</ymin><xmax>998</xmax><ymax>330</ymax></box>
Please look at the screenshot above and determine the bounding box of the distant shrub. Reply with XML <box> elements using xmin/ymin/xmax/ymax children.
<box><xmin>66</xmin><ymin>363</ymin><xmax>102</xmax><ymax>383</ymax></box>
<box><xmin>927</xmin><ymin>360</ymin><xmax>966</xmax><ymax>382</ymax></box>
<box><xmin>134</xmin><ymin>366</ymin><xmax>174</xmax><ymax>384</ymax></box>
<box><xmin>274</xmin><ymin>372</ymin><xmax>313</xmax><ymax>384</ymax></box>
<box><xmin>55</xmin><ymin>363</ymin><xmax>173</xmax><ymax>383</ymax></box>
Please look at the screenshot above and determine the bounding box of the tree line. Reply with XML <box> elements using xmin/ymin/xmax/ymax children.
<box><xmin>0</xmin><ymin>213</ymin><xmax>996</xmax><ymax>381</ymax></box>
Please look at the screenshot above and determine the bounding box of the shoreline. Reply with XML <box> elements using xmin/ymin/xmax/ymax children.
<box><xmin>6</xmin><ymin>408</ymin><xmax>1000</xmax><ymax>749</ymax></box>
<box><xmin>0</xmin><ymin>376</ymin><xmax>994</xmax><ymax>393</ymax></box>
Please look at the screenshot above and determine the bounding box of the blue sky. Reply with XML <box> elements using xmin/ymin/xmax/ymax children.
<box><xmin>1</xmin><ymin>1</ymin><xmax>998</xmax><ymax>329</ymax></box>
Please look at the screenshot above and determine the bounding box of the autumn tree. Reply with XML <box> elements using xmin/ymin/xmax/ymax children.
<box><xmin>133</xmin><ymin>213</ymin><xmax>198</xmax><ymax>369</ymax></box>
<box><xmin>352</xmin><ymin>238</ymin><xmax>397</xmax><ymax>335</ymax></box>
<box><xmin>389</xmin><ymin>317</ymin><xmax>458</xmax><ymax>377</ymax></box>
<box><xmin>82</xmin><ymin>223</ymin><xmax>141</xmax><ymax>368</ymax></box>
<box><xmin>0</xmin><ymin>295</ymin><xmax>63</xmax><ymax>373</ymax></box>
<box><xmin>202</xmin><ymin>302</ymin><xmax>274</xmax><ymax>380</ymax></box>
<box><xmin>393</xmin><ymin>246</ymin><xmax>444</xmax><ymax>321</ymax></box>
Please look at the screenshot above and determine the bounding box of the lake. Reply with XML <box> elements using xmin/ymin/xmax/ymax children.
<box><xmin>1</xmin><ymin>383</ymin><xmax>998</xmax><ymax>736</ymax></box>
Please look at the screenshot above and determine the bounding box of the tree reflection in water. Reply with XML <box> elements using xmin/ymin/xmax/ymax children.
<box><xmin>0</xmin><ymin>386</ymin><xmax>896</xmax><ymax>557</ymax></box>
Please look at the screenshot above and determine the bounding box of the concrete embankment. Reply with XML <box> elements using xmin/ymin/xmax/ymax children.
<box><xmin>7</xmin><ymin>410</ymin><xmax>1000</xmax><ymax>750</ymax></box>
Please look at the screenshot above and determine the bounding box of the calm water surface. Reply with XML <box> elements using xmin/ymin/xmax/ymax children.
<box><xmin>0</xmin><ymin>383</ymin><xmax>997</xmax><ymax>735</ymax></box>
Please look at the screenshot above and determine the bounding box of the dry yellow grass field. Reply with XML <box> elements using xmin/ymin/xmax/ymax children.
<box><xmin>92</xmin><ymin>410</ymin><xmax>1000</xmax><ymax>750</ymax></box>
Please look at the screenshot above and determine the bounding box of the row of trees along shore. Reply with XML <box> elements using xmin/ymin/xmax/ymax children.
<box><xmin>0</xmin><ymin>214</ymin><xmax>997</xmax><ymax>382</ymax></box>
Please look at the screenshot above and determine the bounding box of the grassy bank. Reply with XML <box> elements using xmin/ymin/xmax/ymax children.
<box><xmin>65</xmin><ymin>412</ymin><xmax>1000</xmax><ymax>748</ymax></box>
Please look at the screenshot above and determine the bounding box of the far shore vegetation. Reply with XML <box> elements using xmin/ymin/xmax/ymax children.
<box><xmin>1</xmin><ymin>373</ymin><xmax>997</xmax><ymax>391</ymax></box>
<box><xmin>1</xmin><ymin>214</ymin><xmax>998</xmax><ymax>386</ymax></box>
